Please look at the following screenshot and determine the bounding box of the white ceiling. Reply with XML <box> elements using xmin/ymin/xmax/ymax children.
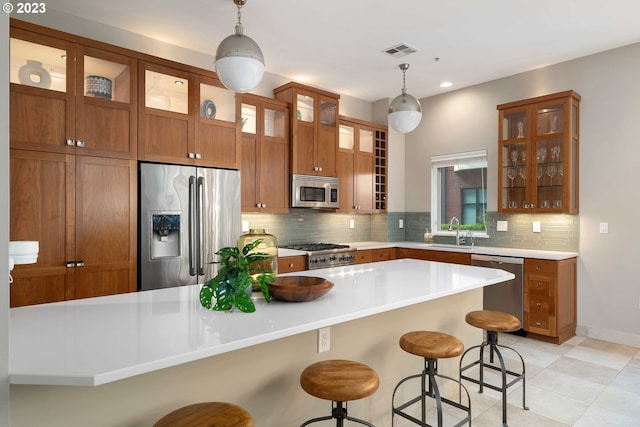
<box><xmin>46</xmin><ymin>0</ymin><xmax>640</xmax><ymax>102</ymax></box>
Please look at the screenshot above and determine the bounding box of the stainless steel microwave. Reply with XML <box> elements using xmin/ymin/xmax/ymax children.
<box><xmin>291</xmin><ymin>174</ymin><xmax>339</xmax><ymax>209</ymax></box>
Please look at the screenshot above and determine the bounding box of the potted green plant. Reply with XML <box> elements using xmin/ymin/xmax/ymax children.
<box><xmin>199</xmin><ymin>239</ymin><xmax>274</xmax><ymax>313</ymax></box>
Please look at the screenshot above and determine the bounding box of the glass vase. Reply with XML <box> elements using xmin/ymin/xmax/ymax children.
<box><xmin>237</xmin><ymin>228</ymin><xmax>278</xmax><ymax>291</ymax></box>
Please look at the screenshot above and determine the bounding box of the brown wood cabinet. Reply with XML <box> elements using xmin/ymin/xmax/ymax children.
<box><xmin>240</xmin><ymin>93</ymin><xmax>290</xmax><ymax>212</ymax></box>
<box><xmin>274</xmin><ymin>82</ymin><xmax>340</xmax><ymax>177</ymax></box>
<box><xmin>524</xmin><ymin>257</ymin><xmax>577</xmax><ymax>344</ymax></box>
<box><xmin>498</xmin><ymin>91</ymin><xmax>580</xmax><ymax>214</ymax></box>
<box><xmin>337</xmin><ymin>116</ymin><xmax>387</xmax><ymax>213</ymax></box>
<box><xmin>278</xmin><ymin>256</ymin><xmax>307</xmax><ymax>273</ymax></box>
<box><xmin>138</xmin><ymin>62</ymin><xmax>240</xmax><ymax>169</ymax></box>
<box><xmin>396</xmin><ymin>248</ymin><xmax>471</xmax><ymax>265</ymax></box>
<box><xmin>10</xmin><ymin>23</ymin><xmax>138</xmax><ymax>159</ymax></box>
<box><xmin>9</xmin><ymin>150</ymin><xmax>137</xmax><ymax>307</ymax></box>
<box><xmin>138</xmin><ymin>61</ymin><xmax>240</xmax><ymax>169</ymax></box>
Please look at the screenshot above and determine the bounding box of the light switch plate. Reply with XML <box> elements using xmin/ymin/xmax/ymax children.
<box><xmin>399</xmin><ymin>219</ymin><xmax>404</xmax><ymax>229</ymax></box>
<box><xmin>241</xmin><ymin>221</ymin><xmax>249</xmax><ymax>232</ymax></box>
<box><xmin>349</xmin><ymin>219</ymin><xmax>355</xmax><ymax>229</ymax></box>
<box><xmin>533</xmin><ymin>221</ymin><xmax>541</xmax><ymax>233</ymax></box>
<box><xmin>496</xmin><ymin>220</ymin><xmax>508</xmax><ymax>232</ymax></box>
<box><xmin>599</xmin><ymin>222</ymin><xmax>609</xmax><ymax>234</ymax></box>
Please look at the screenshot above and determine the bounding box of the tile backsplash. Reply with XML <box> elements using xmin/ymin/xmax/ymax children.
<box><xmin>241</xmin><ymin>210</ymin><xmax>579</xmax><ymax>252</ymax></box>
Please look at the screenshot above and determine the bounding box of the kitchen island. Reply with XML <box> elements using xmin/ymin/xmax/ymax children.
<box><xmin>10</xmin><ymin>259</ymin><xmax>513</xmax><ymax>426</ymax></box>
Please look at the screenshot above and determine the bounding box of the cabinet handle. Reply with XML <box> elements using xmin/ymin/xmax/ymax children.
<box><xmin>66</xmin><ymin>261</ymin><xmax>75</xmax><ymax>267</ymax></box>
<box><xmin>66</xmin><ymin>139</ymin><xmax>76</xmax><ymax>146</ymax></box>
<box><xmin>76</xmin><ymin>260</ymin><xmax>85</xmax><ymax>267</ymax></box>
<box><xmin>76</xmin><ymin>140</ymin><xmax>85</xmax><ymax>148</ymax></box>
<box><xmin>288</xmin><ymin>263</ymin><xmax>294</xmax><ymax>268</ymax></box>
<box><xmin>195</xmin><ymin>153</ymin><xmax>202</xmax><ymax>159</ymax></box>
<box><xmin>188</xmin><ymin>153</ymin><xmax>195</xmax><ymax>159</ymax></box>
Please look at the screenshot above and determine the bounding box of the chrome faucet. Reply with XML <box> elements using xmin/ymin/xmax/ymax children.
<box><xmin>449</xmin><ymin>216</ymin><xmax>460</xmax><ymax>245</ymax></box>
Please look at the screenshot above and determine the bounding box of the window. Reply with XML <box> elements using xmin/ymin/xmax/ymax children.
<box><xmin>431</xmin><ymin>150</ymin><xmax>488</xmax><ymax>235</ymax></box>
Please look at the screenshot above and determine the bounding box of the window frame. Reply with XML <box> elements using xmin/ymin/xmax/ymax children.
<box><xmin>430</xmin><ymin>149</ymin><xmax>489</xmax><ymax>238</ymax></box>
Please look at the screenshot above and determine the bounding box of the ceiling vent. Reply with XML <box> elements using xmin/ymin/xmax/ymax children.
<box><xmin>383</xmin><ymin>43</ymin><xmax>418</xmax><ymax>58</ymax></box>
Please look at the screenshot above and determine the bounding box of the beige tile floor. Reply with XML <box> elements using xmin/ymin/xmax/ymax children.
<box><xmin>392</xmin><ymin>333</ymin><xmax>640</xmax><ymax>426</ymax></box>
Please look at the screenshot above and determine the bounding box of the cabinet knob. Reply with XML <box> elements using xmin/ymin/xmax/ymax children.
<box><xmin>536</xmin><ymin>265</ymin><xmax>542</xmax><ymax>270</ymax></box>
<box><xmin>288</xmin><ymin>263</ymin><xmax>294</xmax><ymax>268</ymax></box>
<box><xmin>76</xmin><ymin>260</ymin><xmax>85</xmax><ymax>267</ymax></box>
<box><xmin>188</xmin><ymin>153</ymin><xmax>195</xmax><ymax>159</ymax></box>
<box><xmin>261</xmin><ymin>203</ymin><xmax>266</xmax><ymax>208</ymax></box>
<box><xmin>76</xmin><ymin>140</ymin><xmax>85</xmax><ymax>148</ymax></box>
<box><xmin>536</xmin><ymin>321</ymin><xmax>542</xmax><ymax>327</ymax></box>
<box><xmin>195</xmin><ymin>153</ymin><xmax>202</xmax><ymax>159</ymax></box>
<box><xmin>536</xmin><ymin>283</ymin><xmax>542</xmax><ymax>288</ymax></box>
<box><xmin>536</xmin><ymin>302</ymin><xmax>542</xmax><ymax>308</ymax></box>
<box><xmin>66</xmin><ymin>139</ymin><xmax>76</xmax><ymax>146</ymax></box>
<box><xmin>66</xmin><ymin>261</ymin><xmax>75</xmax><ymax>268</ymax></box>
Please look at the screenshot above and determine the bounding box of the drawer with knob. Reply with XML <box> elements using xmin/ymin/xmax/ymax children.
<box><xmin>526</xmin><ymin>275</ymin><xmax>553</xmax><ymax>295</ymax></box>
<box><xmin>278</xmin><ymin>255</ymin><xmax>307</xmax><ymax>273</ymax></box>
<box><xmin>526</xmin><ymin>313</ymin><xmax>552</xmax><ymax>334</ymax></box>
<box><xmin>524</xmin><ymin>258</ymin><xmax>557</xmax><ymax>275</ymax></box>
<box><xmin>525</xmin><ymin>294</ymin><xmax>554</xmax><ymax>315</ymax></box>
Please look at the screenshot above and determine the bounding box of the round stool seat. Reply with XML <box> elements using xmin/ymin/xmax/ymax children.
<box><xmin>399</xmin><ymin>331</ymin><xmax>464</xmax><ymax>359</ymax></box>
<box><xmin>153</xmin><ymin>402</ymin><xmax>254</xmax><ymax>427</ymax></box>
<box><xmin>465</xmin><ymin>310</ymin><xmax>520</xmax><ymax>332</ymax></box>
<box><xmin>300</xmin><ymin>359</ymin><xmax>379</xmax><ymax>402</ymax></box>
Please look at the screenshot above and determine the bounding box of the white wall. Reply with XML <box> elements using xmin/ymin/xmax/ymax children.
<box><xmin>405</xmin><ymin>43</ymin><xmax>640</xmax><ymax>346</ymax></box>
<box><xmin>1</xmin><ymin>13</ymin><xmax>10</xmax><ymax>427</ymax></box>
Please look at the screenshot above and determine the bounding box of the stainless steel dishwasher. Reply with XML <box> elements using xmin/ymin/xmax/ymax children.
<box><xmin>471</xmin><ymin>254</ymin><xmax>525</xmax><ymax>332</ymax></box>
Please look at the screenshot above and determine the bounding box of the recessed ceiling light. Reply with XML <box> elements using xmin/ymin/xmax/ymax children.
<box><xmin>440</xmin><ymin>81</ymin><xmax>453</xmax><ymax>88</ymax></box>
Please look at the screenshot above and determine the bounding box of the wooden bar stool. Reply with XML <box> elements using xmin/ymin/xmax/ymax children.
<box><xmin>153</xmin><ymin>402</ymin><xmax>254</xmax><ymax>427</ymax></box>
<box><xmin>459</xmin><ymin>310</ymin><xmax>529</xmax><ymax>427</ymax></box>
<box><xmin>392</xmin><ymin>331</ymin><xmax>471</xmax><ymax>427</ymax></box>
<box><xmin>300</xmin><ymin>359</ymin><xmax>379</xmax><ymax>426</ymax></box>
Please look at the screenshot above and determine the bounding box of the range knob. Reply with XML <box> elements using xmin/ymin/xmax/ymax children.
<box><xmin>330</xmin><ymin>255</ymin><xmax>337</xmax><ymax>261</ymax></box>
<box><xmin>311</xmin><ymin>258</ymin><xmax>319</xmax><ymax>264</ymax></box>
<box><xmin>319</xmin><ymin>257</ymin><xmax>327</xmax><ymax>263</ymax></box>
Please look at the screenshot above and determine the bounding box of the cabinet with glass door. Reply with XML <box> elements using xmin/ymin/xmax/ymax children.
<box><xmin>274</xmin><ymin>82</ymin><xmax>340</xmax><ymax>177</ymax></box>
<box><xmin>138</xmin><ymin>62</ymin><xmax>239</xmax><ymax>168</ymax></box>
<box><xmin>498</xmin><ymin>90</ymin><xmax>580</xmax><ymax>214</ymax></box>
<box><xmin>239</xmin><ymin>93</ymin><xmax>289</xmax><ymax>212</ymax></box>
<box><xmin>10</xmin><ymin>23</ymin><xmax>137</xmax><ymax>159</ymax></box>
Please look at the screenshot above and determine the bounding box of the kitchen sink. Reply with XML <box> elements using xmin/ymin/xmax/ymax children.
<box><xmin>427</xmin><ymin>244</ymin><xmax>474</xmax><ymax>251</ymax></box>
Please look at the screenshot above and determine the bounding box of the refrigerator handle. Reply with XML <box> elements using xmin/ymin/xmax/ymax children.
<box><xmin>197</xmin><ymin>176</ymin><xmax>206</xmax><ymax>276</ymax></box>
<box><xmin>188</xmin><ymin>176</ymin><xmax>197</xmax><ymax>276</ymax></box>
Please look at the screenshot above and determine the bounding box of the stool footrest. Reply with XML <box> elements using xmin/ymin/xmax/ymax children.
<box><xmin>392</xmin><ymin>358</ymin><xmax>471</xmax><ymax>427</ymax></box>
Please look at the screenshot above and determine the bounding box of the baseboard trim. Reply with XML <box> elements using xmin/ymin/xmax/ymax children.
<box><xmin>577</xmin><ymin>324</ymin><xmax>640</xmax><ymax>348</ymax></box>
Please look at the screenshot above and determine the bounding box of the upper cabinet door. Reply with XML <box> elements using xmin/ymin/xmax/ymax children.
<box><xmin>274</xmin><ymin>82</ymin><xmax>340</xmax><ymax>177</ymax></box>
<box><xmin>75</xmin><ymin>46</ymin><xmax>137</xmax><ymax>159</ymax></box>
<box><xmin>138</xmin><ymin>62</ymin><xmax>194</xmax><ymax>165</ymax></box>
<box><xmin>9</xmin><ymin>28</ymin><xmax>75</xmax><ymax>154</ymax></box>
<box><xmin>194</xmin><ymin>76</ymin><xmax>239</xmax><ymax>169</ymax></box>
<box><xmin>498</xmin><ymin>91</ymin><xmax>580</xmax><ymax>214</ymax></box>
<box><xmin>10</xmin><ymin>28</ymin><xmax>138</xmax><ymax>159</ymax></box>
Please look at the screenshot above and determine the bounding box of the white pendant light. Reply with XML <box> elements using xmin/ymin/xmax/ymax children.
<box><xmin>388</xmin><ymin>63</ymin><xmax>422</xmax><ymax>133</ymax></box>
<box><xmin>215</xmin><ymin>0</ymin><xmax>265</xmax><ymax>93</ymax></box>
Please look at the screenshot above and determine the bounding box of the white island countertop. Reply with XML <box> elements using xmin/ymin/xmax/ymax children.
<box><xmin>9</xmin><ymin>259</ymin><xmax>513</xmax><ymax>387</ymax></box>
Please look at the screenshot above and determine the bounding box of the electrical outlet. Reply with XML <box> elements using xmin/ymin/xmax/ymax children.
<box><xmin>532</xmin><ymin>221</ymin><xmax>541</xmax><ymax>233</ymax></box>
<box><xmin>599</xmin><ymin>222</ymin><xmax>609</xmax><ymax>234</ymax></box>
<box><xmin>349</xmin><ymin>219</ymin><xmax>355</xmax><ymax>229</ymax></box>
<box><xmin>241</xmin><ymin>221</ymin><xmax>249</xmax><ymax>232</ymax></box>
<box><xmin>399</xmin><ymin>219</ymin><xmax>404</xmax><ymax>229</ymax></box>
<box><xmin>496</xmin><ymin>220</ymin><xmax>508</xmax><ymax>232</ymax></box>
<box><xmin>318</xmin><ymin>327</ymin><xmax>330</xmax><ymax>353</ymax></box>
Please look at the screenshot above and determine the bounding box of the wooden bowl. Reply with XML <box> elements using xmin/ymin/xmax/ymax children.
<box><xmin>268</xmin><ymin>276</ymin><xmax>334</xmax><ymax>302</ymax></box>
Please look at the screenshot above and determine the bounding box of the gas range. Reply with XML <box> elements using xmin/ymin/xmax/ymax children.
<box><xmin>279</xmin><ymin>243</ymin><xmax>355</xmax><ymax>270</ymax></box>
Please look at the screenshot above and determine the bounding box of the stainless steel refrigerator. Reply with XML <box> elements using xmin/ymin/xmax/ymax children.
<box><xmin>139</xmin><ymin>162</ymin><xmax>241</xmax><ymax>290</ymax></box>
